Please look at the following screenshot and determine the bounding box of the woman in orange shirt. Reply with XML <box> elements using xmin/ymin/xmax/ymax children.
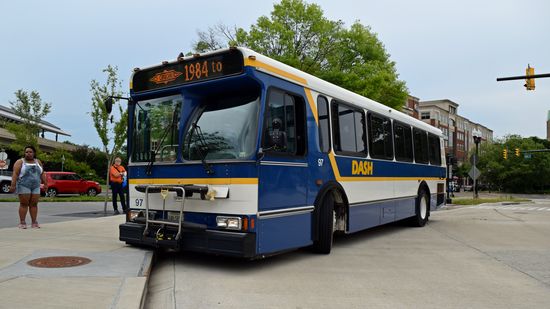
<box><xmin>110</xmin><ymin>157</ymin><xmax>127</xmax><ymax>215</ymax></box>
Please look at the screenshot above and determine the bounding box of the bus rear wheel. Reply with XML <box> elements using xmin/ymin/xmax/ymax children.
<box><xmin>411</xmin><ymin>189</ymin><xmax>429</xmax><ymax>227</ymax></box>
<box><xmin>312</xmin><ymin>193</ymin><xmax>335</xmax><ymax>254</ymax></box>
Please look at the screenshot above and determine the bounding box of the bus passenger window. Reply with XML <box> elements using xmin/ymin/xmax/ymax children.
<box><xmin>317</xmin><ymin>96</ymin><xmax>330</xmax><ymax>153</ymax></box>
<box><xmin>394</xmin><ymin>122</ymin><xmax>413</xmax><ymax>162</ymax></box>
<box><xmin>428</xmin><ymin>134</ymin><xmax>441</xmax><ymax>165</ymax></box>
<box><xmin>263</xmin><ymin>89</ymin><xmax>306</xmax><ymax>156</ymax></box>
<box><xmin>413</xmin><ymin>128</ymin><xmax>429</xmax><ymax>164</ymax></box>
<box><xmin>331</xmin><ymin>101</ymin><xmax>367</xmax><ymax>156</ymax></box>
<box><xmin>368</xmin><ymin>113</ymin><xmax>393</xmax><ymax>160</ymax></box>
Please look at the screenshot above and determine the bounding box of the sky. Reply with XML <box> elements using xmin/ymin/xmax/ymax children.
<box><xmin>1</xmin><ymin>0</ymin><xmax>549</xmax><ymax>148</ymax></box>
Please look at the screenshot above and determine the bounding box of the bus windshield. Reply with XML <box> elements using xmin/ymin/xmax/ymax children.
<box><xmin>183</xmin><ymin>93</ymin><xmax>260</xmax><ymax>161</ymax></box>
<box><xmin>132</xmin><ymin>95</ymin><xmax>182</xmax><ymax>163</ymax></box>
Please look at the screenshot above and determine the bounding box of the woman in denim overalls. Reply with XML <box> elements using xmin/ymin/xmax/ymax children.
<box><xmin>10</xmin><ymin>146</ymin><xmax>48</xmax><ymax>229</ymax></box>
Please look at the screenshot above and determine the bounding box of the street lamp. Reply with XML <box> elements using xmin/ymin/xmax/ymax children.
<box><xmin>472</xmin><ymin>130</ymin><xmax>482</xmax><ymax>199</ymax></box>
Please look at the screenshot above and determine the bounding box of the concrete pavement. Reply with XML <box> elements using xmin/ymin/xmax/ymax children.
<box><xmin>0</xmin><ymin>214</ymin><xmax>153</xmax><ymax>309</ymax></box>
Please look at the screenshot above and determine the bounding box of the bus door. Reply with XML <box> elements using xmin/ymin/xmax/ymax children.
<box><xmin>257</xmin><ymin>88</ymin><xmax>310</xmax><ymax>253</ymax></box>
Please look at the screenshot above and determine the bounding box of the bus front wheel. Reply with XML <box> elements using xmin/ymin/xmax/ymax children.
<box><xmin>411</xmin><ymin>189</ymin><xmax>429</xmax><ymax>227</ymax></box>
<box><xmin>313</xmin><ymin>193</ymin><xmax>335</xmax><ymax>254</ymax></box>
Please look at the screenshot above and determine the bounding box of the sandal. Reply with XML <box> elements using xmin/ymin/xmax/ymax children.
<box><xmin>18</xmin><ymin>223</ymin><xmax>27</xmax><ymax>229</ymax></box>
<box><xmin>31</xmin><ymin>222</ymin><xmax>40</xmax><ymax>229</ymax></box>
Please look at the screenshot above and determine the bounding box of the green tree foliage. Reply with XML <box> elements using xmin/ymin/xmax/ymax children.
<box><xmin>477</xmin><ymin>135</ymin><xmax>550</xmax><ymax>193</ymax></box>
<box><xmin>193</xmin><ymin>0</ymin><xmax>408</xmax><ymax>109</ymax></box>
<box><xmin>90</xmin><ymin>65</ymin><xmax>128</xmax><ymax>210</ymax></box>
<box><xmin>41</xmin><ymin>150</ymin><xmax>100</xmax><ymax>182</ymax></box>
<box><xmin>5</xmin><ymin>90</ymin><xmax>52</xmax><ymax>154</ymax></box>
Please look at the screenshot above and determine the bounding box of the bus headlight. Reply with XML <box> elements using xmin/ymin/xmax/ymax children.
<box><xmin>216</xmin><ymin>216</ymin><xmax>241</xmax><ymax>230</ymax></box>
<box><xmin>128</xmin><ymin>210</ymin><xmax>143</xmax><ymax>221</ymax></box>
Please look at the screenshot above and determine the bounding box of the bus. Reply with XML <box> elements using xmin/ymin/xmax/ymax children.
<box><xmin>117</xmin><ymin>47</ymin><xmax>446</xmax><ymax>258</ymax></box>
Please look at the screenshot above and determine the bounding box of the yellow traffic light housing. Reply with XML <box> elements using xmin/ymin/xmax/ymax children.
<box><xmin>524</xmin><ymin>65</ymin><xmax>535</xmax><ymax>90</ymax></box>
<box><xmin>503</xmin><ymin>148</ymin><xmax>508</xmax><ymax>159</ymax></box>
<box><xmin>515</xmin><ymin>148</ymin><xmax>520</xmax><ymax>157</ymax></box>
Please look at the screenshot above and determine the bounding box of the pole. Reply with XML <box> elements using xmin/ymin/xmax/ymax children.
<box><xmin>474</xmin><ymin>141</ymin><xmax>479</xmax><ymax>199</ymax></box>
<box><xmin>496</xmin><ymin>73</ymin><xmax>550</xmax><ymax>81</ymax></box>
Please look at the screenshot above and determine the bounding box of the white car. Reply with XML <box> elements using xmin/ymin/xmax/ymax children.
<box><xmin>0</xmin><ymin>174</ymin><xmax>11</xmax><ymax>193</ymax></box>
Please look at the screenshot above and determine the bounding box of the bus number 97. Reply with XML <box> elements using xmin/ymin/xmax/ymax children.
<box><xmin>135</xmin><ymin>198</ymin><xmax>144</xmax><ymax>207</ymax></box>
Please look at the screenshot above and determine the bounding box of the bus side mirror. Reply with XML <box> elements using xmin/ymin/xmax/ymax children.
<box><xmin>104</xmin><ymin>97</ymin><xmax>113</xmax><ymax>114</ymax></box>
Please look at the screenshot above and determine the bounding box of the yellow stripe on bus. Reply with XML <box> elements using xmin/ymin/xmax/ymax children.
<box><xmin>244</xmin><ymin>58</ymin><xmax>308</xmax><ymax>86</ymax></box>
<box><xmin>129</xmin><ymin>178</ymin><xmax>258</xmax><ymax>185</ymax></box>
<box><xmin>304</xmin><ymin>88</ymin><xmax>318</xmax><ymax>125</ymax></box>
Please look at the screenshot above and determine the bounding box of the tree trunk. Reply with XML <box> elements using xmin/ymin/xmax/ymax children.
<box><xmin>103</xmin><ymin>153</ymin><xmax>112</xmax><ymax>214</ymax></box>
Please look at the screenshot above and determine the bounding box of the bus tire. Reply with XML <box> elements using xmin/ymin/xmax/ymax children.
<box><xmin>312</xmin><ymin>193</ymin><xmax>335</xmax><ymax>254</ymax></box>
<box><xmin>411</xmin><ymin>189</ymin><xmax>429</xmax><ymax>227</ymax></box>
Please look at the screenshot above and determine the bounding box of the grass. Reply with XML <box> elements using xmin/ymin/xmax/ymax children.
<box><xmin>0</xmin><ymin>195</ymin><xmax>110</xmax><ymax>203</ymax></box>
<box><xmin>451</xmin><ymin>197</ymin><xmax>530</xmax><ymax>205</ymax></box>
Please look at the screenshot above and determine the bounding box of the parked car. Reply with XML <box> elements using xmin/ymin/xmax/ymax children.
<box><xmin>40</xmin><ymin>172</ymin><xmax>101</xmax><ymax>197</ymax></box>
<box><xmin>0</xmin><ymin>174</ymin><xmax>12</xmax><ymax>193</ymax></box>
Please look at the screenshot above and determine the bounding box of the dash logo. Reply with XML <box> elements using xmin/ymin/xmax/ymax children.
<box><xmin>351</xmin><ymin>160</ymin><xmax>374</xmax><ymax>176</ymax></box>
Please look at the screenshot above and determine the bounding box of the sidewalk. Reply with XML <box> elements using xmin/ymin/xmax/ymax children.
<box><xmin>0</xmin><ymin>215</ymin><xmax>153</xmax><ymax>309</ymax></box>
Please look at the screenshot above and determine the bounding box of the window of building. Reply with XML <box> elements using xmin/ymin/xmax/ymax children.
<box><xmin>317</xmin><ymin>96</ymin><xmax>330</xmax><ymax>153</ymax></box>
<box><xmin>449</xmin><ymin>106</ymin><xmax>456</xmax><ymax>114</ymax></box>
<box><xmin>368</xmin><ymin>112</ymin><xmax>394</xmax><ymax>160</ymax></box>
<box><xmin>331</xmin><ymin>101</ymin><xmax>366</xmax><ymax>156</ymax></box>
<box><xmin>421</xmin><ymin>112</ymin><xmax>430</xmax><ymax>120</ymax></box>
<box><xmin>428</xmin><ymin>134</ymin><xmax>441</xmax><ymax>165</ymax></box>
<box><xmin>262</xmin><ymin>89</ymin><xmax>306</xmax><ymax>156</ymax></box>
<box><xmin>393</xmin><ymin>121</ymin><xmax>413</xmax><ymax>162</ymax></box>
<box><xmin>413</xmin><ymin>128</ymin><xmax>429</xmax><ymax>164</ymax></box>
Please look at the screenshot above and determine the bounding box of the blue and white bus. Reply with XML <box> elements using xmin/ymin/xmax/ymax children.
<box><xmin>118</xmin><ymin>47</ymin><xmax>446</xmax><ymax>258</ymax></box>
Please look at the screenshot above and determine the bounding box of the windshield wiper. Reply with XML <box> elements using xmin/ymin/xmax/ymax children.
<box><xmin>146</xmin><ymin>110</ymin><xmax>178</xmax><ymax>175</ymax></box>
<box><xmin>187</xmin><ymin>123</ymin><xmax>214</xmax><ymax>175</ymax></box>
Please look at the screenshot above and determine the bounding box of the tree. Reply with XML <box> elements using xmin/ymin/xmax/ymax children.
<box><xmin>90</xmin><ymin>65</ymin><xmax>128</xmax><ymax>212</ymax></box>
<box><xmin>192</xmin><ymin>0</ymin><xmax>408</xmax><ymax>109</ymax></box>
<box><xmin>476</xmin><ymin>135</ymin><xmax>550</xmax><ymax>193</ymax></box>
<box><xmin>6</xmin><ymin>90</ymin><xmax>52</xmax><ymax>154</ymax></box>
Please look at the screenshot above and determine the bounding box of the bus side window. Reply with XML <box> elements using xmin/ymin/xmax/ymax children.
<box><xmin>428</xmin><ymin>133</ymin><xmax>442</xmax><ymax>165</ymax></box>
<box><xmin>331</xmin><ymin>101</ymin><xmax>367</xmax><ymax>157</ymax></box>
<box><xmin>263</xmin><ymin>89</ymin><xmax>306</xmax><ymax>156</ymax></box>
<box><xmin>394</xmin><ymin>122</ymin><xmax>413</xmax><ymax>162</ymax></box>
<box><xmin>413</xmin><ymin>128</ymin><xmax>429</xmax><ymax>164</ymax></box>
<box><xmin>317</xmin><ymin>96</ymin><xmax>330</xmax><ymax>153</ymax></box>
<box><xmin>368</xmin><ymin>112</ymin><xmax>394</xmax><ymax>160</ymax></box>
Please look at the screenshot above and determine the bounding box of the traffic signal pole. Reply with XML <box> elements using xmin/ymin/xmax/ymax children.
<box><xmin>496</xmin><ymin>73</ymin><xmax>550</xmax><ymax>81</ymax></box>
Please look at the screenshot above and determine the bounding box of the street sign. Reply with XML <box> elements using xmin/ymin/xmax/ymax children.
<box><xmin>524</xmin><ymin>153</ymin><xmax>532</xmax><ymax>159</ymax></box>
<box><xmin>0</xmin><ymin>151</ymin><xmax>7</xmax><ymax>161</ymax></box>
<box><xmin>468</xmin><ymin>166</ymin><xmax>481</xmax><ymax>180</ymax></box>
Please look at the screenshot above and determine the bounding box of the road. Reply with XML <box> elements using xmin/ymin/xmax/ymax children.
<box><xmin>0</xmin><ymin>201</ymin><xmax>120</xmax><ymax>229</ymax></box>
<box><xmin>145</xmin><ymin>200</ymin><xmax>550</xmax><ymax>308</ymax></box>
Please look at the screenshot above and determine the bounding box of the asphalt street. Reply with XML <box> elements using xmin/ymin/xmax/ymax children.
<box><xmin>145</xmin><ymin>200</ymin><xmax>550</xmax><ymax>308</ymax></box>
<box><xmin>0</xmin><ymin>201</ymin><xmax>119</xmax><ymax>229</ymax></box>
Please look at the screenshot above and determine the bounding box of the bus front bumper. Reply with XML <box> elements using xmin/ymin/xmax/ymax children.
<box><xmin>119</xmin><ymin>222</ymin><xmax>256</xmax><ymax>258</ymax></box>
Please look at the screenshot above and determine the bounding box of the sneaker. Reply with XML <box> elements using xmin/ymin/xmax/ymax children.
<box><xmin>18</xmin><ymin>223</ymin><xmax>27</xmax><ymax>229</ymax></box>
<box><xmin>113</xmin><ymin>210</ymin><xmax>120</xmax><ymax>215</ymax></box>
<box><xmin>31</xmin><ymin>222</ymin><xmax>40</xmax><ymax>229</ymax></box>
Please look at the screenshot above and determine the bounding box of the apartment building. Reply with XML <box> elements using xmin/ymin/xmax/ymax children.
<box><xmin>415</xmin><ymin>99</ymin><xmax>493</xmax><ymax>163</ymax></box>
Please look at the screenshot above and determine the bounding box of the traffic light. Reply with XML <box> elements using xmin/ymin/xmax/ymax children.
<box><xmin>503</xmin><ymin>148</ymin><xmax>508</xmax><ymax>159</ymax></box>
<box><xmin>524</xmin><ymin>65</ymin><xmax>535</xmax><ymax>90</ymax></box>
<box><xmin>515</xmin><ymin>148</ymin><xmax>520</xmax><ymax>157</ymax></box>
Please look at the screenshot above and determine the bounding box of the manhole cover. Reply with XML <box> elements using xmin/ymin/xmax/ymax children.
<box><xmin>27</xmin><ymin>256</ymin><xmax>91</xmax><ymax>268</ymax></box>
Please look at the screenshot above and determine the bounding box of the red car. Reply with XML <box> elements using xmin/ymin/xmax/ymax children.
<box><xmin>40</xmin><ymin>172</ymin><xmax>102</xmax><ymax>197</ymax></box>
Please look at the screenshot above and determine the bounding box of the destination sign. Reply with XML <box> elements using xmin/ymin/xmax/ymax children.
<box><xmin>132</xmin><ymin>49</ymin><xmax>244</xmax><ymax>93</ymax></box>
